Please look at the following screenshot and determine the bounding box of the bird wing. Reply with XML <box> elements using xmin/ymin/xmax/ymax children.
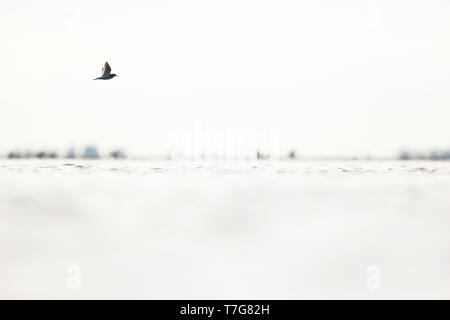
<box><xmin>102</xmin><ymin>62</ymin><xmax>111</xmax><ymax>77</ymax></box>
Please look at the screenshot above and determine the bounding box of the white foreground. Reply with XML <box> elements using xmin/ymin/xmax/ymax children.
<box><xmin>0</xmin><ymin>160</ymin><xmax>449</xmax><ymax>299</ymax></box>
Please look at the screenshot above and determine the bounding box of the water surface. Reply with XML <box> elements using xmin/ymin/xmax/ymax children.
<box><xmin>0</xmin><ymin>160</ymin><xmax>449</xmax><ymax>299</ymax></box>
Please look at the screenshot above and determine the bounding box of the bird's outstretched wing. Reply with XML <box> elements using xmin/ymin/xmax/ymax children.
<box><xmin>102</xmin><ymin>62</ymin><xmax>111</xmax><ymax>77</ymax></box>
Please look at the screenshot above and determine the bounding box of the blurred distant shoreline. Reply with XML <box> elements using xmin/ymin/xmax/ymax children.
<box><xmin>3</xmin><ymin>145</ymin><xmax>450</xmax><ymax>161</ymax></box>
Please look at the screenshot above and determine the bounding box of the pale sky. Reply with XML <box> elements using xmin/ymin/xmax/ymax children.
<box><xmin>1</xmin><ymin>0</ymin><xmax>450</xmax><ymax>157</ymax></box>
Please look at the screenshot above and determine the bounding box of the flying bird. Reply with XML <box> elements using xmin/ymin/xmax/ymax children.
<box><xmin>93</xmin><ymin>62</ymin><xmax>118</xmax><ymax>80</ymax></box>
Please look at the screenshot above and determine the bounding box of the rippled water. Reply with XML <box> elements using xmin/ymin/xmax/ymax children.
<box><xmin>0</xmin><ymin>160</ymin><xmax>449</xmax><ymax>299</ymax></box>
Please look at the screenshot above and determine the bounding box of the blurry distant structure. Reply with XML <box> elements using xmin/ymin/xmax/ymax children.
<box><xmin>399</xmin><ymin>151</ymin><xmax>411</xmax><ymax>160</ymax></box>
<box><xmin>36</xmin><ymin>151</ymin><xmax>57</xmax><ymax>159</ymax></box>
<box><xmin>110</xmin><ymin>150</ymin><xmax>126</xmax><ymax>159</ymax></box>
<box><xmin>399</xmin><ymin>150</ymin><xmax>450</xmax><ymax>160</ymax></box>
<box><xmin>66</xmin><ymin>148</ymin><xmax>76</xmax><ymax>159</ymax></box>
<box><xmin>3</xmin><ymin>146</ymin><xmax>133</xmax><ymax>160</ymax></box>
<box><xmin>288</xmin><ymin>149</ymin><xmax>297</xmax><ymax>160</ymax></box>
<box><xmin>8</xmin><ymin>150</ymin><xmax>58</xmax><ymax>159</ymax></box>
<box><xmin>23</xmin><ymin>150</ymin><xmax>33</xmax><ymax>158</ymax></box>
<box><xmin>430</xmin><ymin>150</ymin><xmax>450</xmax><ymax>160</ymax></box>
<box><xmin>83</xmin><ymin>146</ymin><xmax>99</xmax><ymax>159</ymax></box>
<box><xmin>256</xmin><ymin>150</ymin><xmax>269</xmax><ymax>160</ymax></box>
<box><xmin>8</xmin><ymin>151</ymin><xmax>21</xmax><ymax>159</ymax></box>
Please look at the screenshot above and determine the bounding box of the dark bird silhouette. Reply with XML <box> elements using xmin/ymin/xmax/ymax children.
<box><xmin>93</xmin><ymin>62</ymin><xmax>118</xmax><ymax>80</ymax></box>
